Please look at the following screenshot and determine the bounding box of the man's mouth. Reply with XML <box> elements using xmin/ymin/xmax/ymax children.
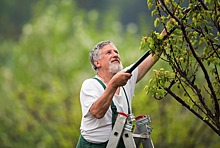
<box><xmin>111</xmin><ymin>58</ymin><xmax>120</xmax><ymax>63</ymax></box>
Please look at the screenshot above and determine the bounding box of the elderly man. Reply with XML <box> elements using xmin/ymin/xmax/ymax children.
<box><xmin>76</xmin><ymin>39</ymin><xmax>162</xmax><ymax>147</ymax></box>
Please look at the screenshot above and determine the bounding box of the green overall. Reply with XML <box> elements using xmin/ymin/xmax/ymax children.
<box><xmin>76</xmin><ymin>77</ymin><xmax>130</xmax><ymax>148</ymax></box>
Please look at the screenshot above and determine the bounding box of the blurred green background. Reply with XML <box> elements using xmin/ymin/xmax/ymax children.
<box><xmin>0</xmin><ymin>0</ymin><xmax>219</xmax><ymax>147</ymax></box>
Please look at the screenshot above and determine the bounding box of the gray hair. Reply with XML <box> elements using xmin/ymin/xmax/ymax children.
<box><xmin>90</xmin><ymin>40</ymin><xmax>116</xmax><ymax>71</ymax></box>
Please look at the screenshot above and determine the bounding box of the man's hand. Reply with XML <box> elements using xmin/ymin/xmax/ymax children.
<box><xmin>110</xmin><ymin>72</ymin><xmax>132</xmax><ymax>88</ymax></box>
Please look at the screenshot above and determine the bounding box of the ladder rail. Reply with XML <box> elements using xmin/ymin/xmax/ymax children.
<box><xmin>107</xmin><ymin>112</ymin><xmax>154</xmax><ymax>148</ymax></box>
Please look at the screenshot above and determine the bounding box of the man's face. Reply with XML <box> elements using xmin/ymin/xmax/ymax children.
<box><xmin>97</xmin><ymin>44</ymin><xmax>123</xmax><ymax>73</ymax></box>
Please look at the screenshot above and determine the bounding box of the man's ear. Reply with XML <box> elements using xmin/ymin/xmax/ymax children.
<box><xmin>94</xmin><ymin>60</ymin><xmax>100</xmax><ymax>69</ymax></box>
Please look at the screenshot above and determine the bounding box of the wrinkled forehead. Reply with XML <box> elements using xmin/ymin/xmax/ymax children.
<box><xmin>99</xmin><ymin>44</ymin><xmax>118</xmax><ymax>53</ymax></box>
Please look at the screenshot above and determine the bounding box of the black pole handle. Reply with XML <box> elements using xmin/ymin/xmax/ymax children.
<box><xmin>125</xmin><ymin>50</ymin><xmax>151</xmax><ymax>73</ymax></box>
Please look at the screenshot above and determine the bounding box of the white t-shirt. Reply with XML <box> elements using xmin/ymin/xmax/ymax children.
<box><xmin>79</xmin><ymin>67</ymin><xmax>138</xmax><ymax>143</ymax></box>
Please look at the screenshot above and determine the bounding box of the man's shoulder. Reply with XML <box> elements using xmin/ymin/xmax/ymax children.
<box><xmin>81</xmin><ymin>77</ymin><xmax>105</xmax><ymax>93</ymax></box>
<box><xmin>82</xmin><ymin>77</ymin><xmax>101</xmax><ymax>87</ymax></box>
<box><xmin>83</xmin><ymin>77</ymin><xmax>96</xmax><ymax>84</ymax></box>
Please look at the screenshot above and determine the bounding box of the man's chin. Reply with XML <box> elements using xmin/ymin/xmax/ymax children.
<box><xmin>109</xmin><ymin>64</ymin><xmax>123</xmax><ymax>74</ymax></box>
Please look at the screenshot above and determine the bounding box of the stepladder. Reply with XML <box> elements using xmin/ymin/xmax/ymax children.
<box><xmin>106</xmin><ymin>112</ymin><xmax>154</xmax><ymax>148</ymax></box>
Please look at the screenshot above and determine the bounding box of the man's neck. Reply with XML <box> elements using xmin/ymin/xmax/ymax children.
<box><xmin>97</xmin><ymin>70</ymin><xmax>120</xmax><ymax>95</ymax></box>
<box><xmin>97</xmin><ymin>71</ymin><xmax>115</xmax><ymax>84</ymax></box>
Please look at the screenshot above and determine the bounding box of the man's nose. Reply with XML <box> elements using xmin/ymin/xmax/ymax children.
<box><xmin>113</xmin><ymin>52</ymin><xmax>119</xmax><ymax>57</ymax></box>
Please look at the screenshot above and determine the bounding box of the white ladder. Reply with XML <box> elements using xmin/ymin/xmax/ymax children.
<box><xmin>106</xmin><ymin>112</ymin><xmax>154</xmax><ymax>148</ymax></box>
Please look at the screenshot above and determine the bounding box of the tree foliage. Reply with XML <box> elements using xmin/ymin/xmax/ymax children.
<box><xmin>143</xmin><ymin>0</ymin><xmax>220</xmax><ymax>136</ymax></box>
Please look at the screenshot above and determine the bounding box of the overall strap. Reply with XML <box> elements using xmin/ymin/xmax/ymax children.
<box><xmin>93</xmin><ymin>77</ymin><xmax>127</xmax><ymax>148</ymax></box>
<box><xmin>93</xmin><ymin>77</ymin><xmax>118</xmax><ymax>128</ymax></box>
<box><xmin>93</xmin><ymin>77</ymin><xmax>106</xmax><ymax>89</ymax></box>
<box><xmin>122</xmin><ymin>87</ymin><xmax>131</xmax><ymax>115</ymax></box>
<box><xmin>93</xmin><ymin>77</ymin><xmax>131</xmax><ymax>115</ymax></box>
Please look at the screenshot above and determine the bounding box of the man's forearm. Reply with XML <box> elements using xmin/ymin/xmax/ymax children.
<box><xmin>89</xmin><ymin>85</ymin><xmax>118</xmax><ymax>119</ymax></box>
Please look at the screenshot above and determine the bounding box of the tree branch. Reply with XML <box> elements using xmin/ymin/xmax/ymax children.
<box><xmin>164</xmin><ymin>87</ymin><xmax>220</xmax><ymax>136</ymax></box>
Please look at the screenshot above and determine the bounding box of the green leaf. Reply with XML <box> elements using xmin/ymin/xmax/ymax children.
<box><xmin>154</xmin><ymin>18</ymin><xmax>160</xmax><ymax>27</ymax></box>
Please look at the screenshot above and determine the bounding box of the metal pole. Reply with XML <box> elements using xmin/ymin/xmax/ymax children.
<box><xmin>125</xmin><ymin>50</ymin><xmax>151</xmax><ymax>73</ymax></box>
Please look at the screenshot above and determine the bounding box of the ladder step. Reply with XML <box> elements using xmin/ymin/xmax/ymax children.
<box><xmin>106</xmin><ymin>112</ymin><xmax>128</xmax><ymax>148</ymax></box>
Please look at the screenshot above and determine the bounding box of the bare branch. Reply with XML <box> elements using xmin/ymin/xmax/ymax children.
<box><xmin>164</xmin><ymin>87</ymin><xmax>220</xmax><ymax>135</ymax></box>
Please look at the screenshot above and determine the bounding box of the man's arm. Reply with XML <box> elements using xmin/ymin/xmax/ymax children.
<box><xmin>89</xmin><ymin>72</ymin><xmax>132</xmax><ymax>119</ymax></box>
<box><xmin>89</xmin><ymin>82</ymin><xmax>117</xmax><ymax>119</ymax></box>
